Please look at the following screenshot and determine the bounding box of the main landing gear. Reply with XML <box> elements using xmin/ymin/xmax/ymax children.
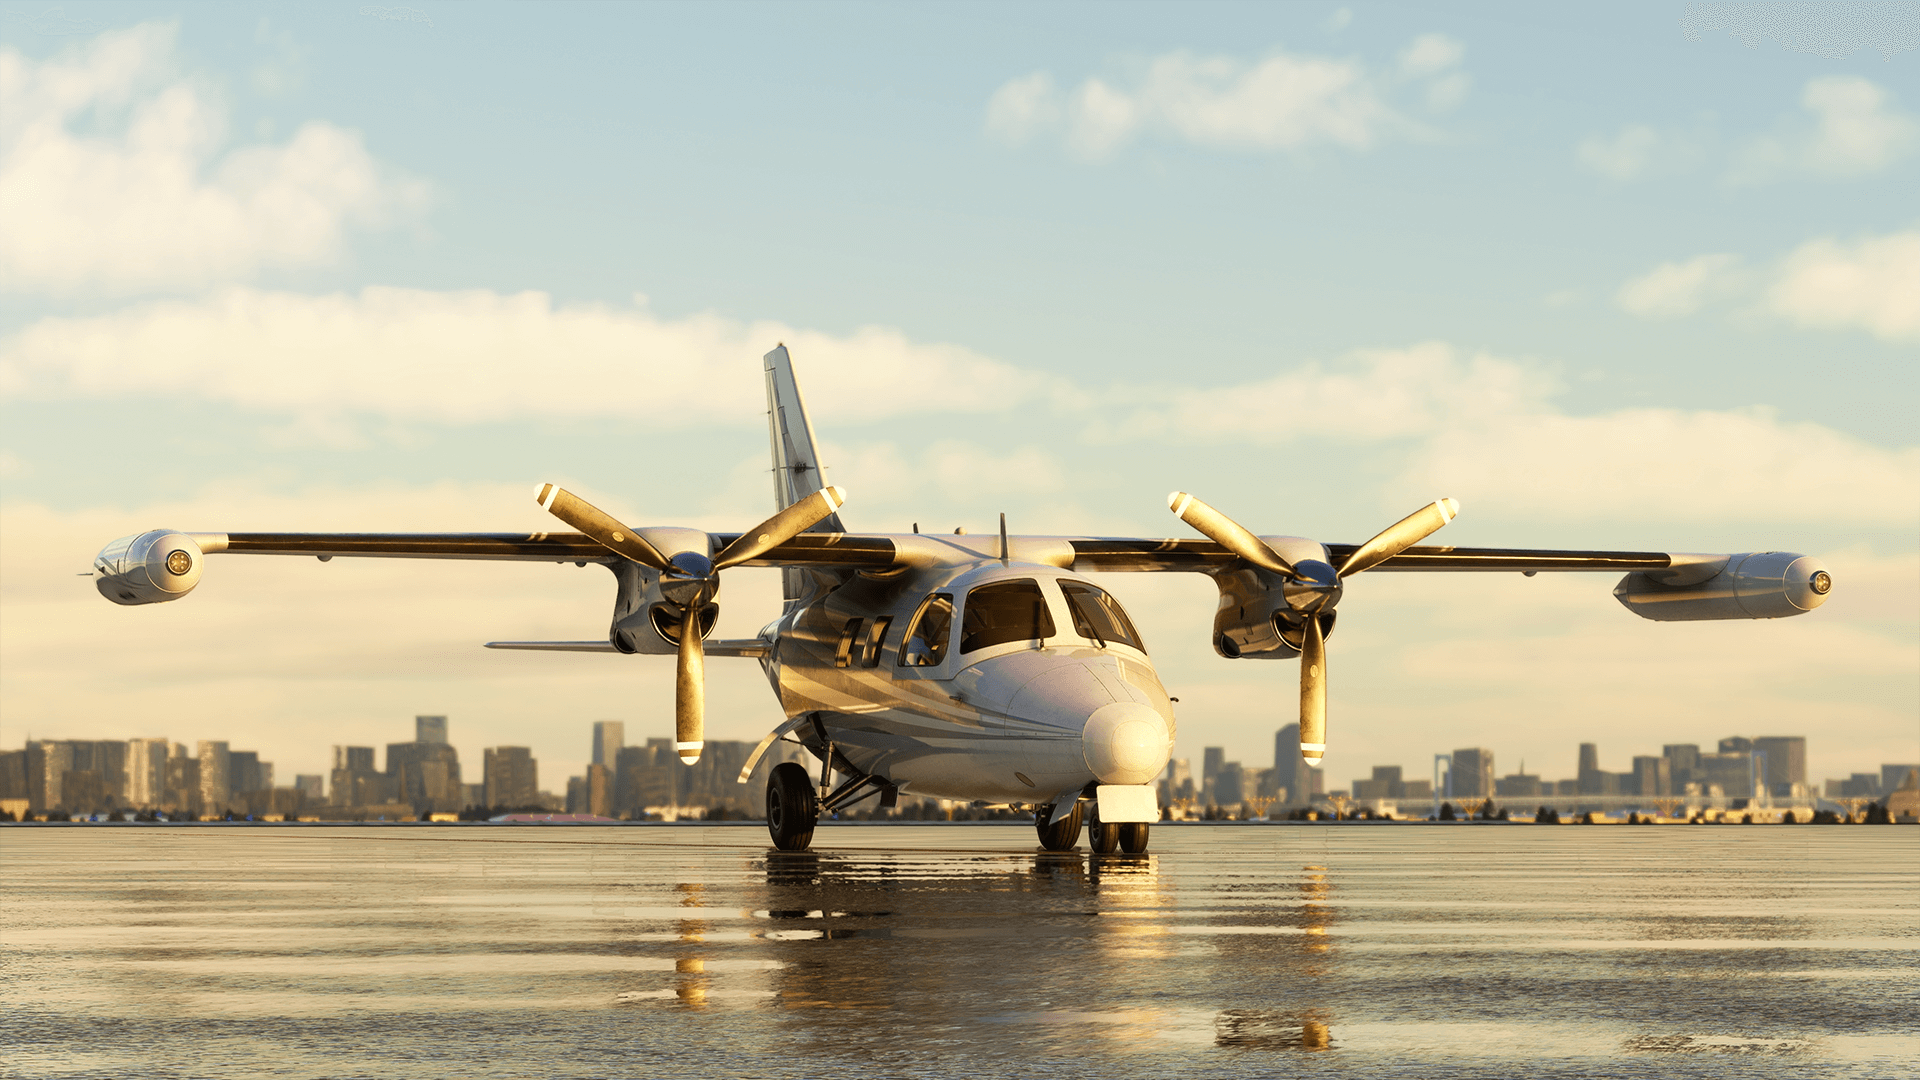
<box><xmin>1041</xmin><ymin>800</ymin><xmax>1151</xmax><ymax>854</ymax></box>
<box><xmin>766</xmin><ymin>762</ymin><xmax>818</xmax><ymax>851</ymax></box>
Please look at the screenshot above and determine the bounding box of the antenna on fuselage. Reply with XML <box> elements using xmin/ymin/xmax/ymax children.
<box><xmin>999</xmin><ymin>513</ymin><xmax>1009</xmax><ymax>567</ymax></box>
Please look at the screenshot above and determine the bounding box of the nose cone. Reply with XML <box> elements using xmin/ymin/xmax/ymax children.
<box><xmin>1082</xmin><ymin>702</ymin><xmax>1173</xmax><ymax>786</ymax></box>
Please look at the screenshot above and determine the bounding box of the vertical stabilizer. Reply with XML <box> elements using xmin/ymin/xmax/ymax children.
<box><xmin>764</xmin><ymin>345</ymin><xmax>845</xmax><ymax>603</ymax></box>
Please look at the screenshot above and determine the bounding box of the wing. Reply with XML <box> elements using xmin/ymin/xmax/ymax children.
<box><xmin>1068</xmin><ymin>538</ymin><xmax>1688</xmax><ymax>576</ymax></box>
<box><xmin>197</xmin><ymin>531</ymin><xmax>898</xmax><ymax>568</ymax></box>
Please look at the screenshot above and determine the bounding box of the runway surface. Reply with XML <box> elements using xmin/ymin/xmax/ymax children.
<box><xmin>3</xmin><ymin>823</ymin><xmax>1915</xmax><ymax>1079</ymax></box>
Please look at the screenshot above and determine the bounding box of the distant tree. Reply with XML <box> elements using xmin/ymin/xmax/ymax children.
<box><xmin>1438</xmin><ymin>802</ymin><xmax>1456</xmax><ymax>821</ymax></box>
<box><xmin>1579</xmin><ymin>811</ymin><xmax>1594</xmax><ymax>824</ymax></box>
<box><xmin>0</xmin><ymin>808</ymin><xmax>13</xmax><ymax>822</ymax></box>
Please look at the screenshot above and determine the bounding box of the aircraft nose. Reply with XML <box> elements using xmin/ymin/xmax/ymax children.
<box><xmin>1082</xmin><ymin>702</ymin><xmax>1173</xmax><ymax>786</ymax></box>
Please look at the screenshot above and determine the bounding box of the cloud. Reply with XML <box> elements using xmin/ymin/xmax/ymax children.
<box><xmin>1114</xmin><ymin>343</ymin><xmax>1920</xmax><ymax>526</ymax></box>
<box><xmin>1737</xmin><ymin>75</ymin><xmax>1918</xmax><ymax>179</ymax></box>
<box><xmin>985</xmin><ymin>36</ymin><xmax>1467</xmax><ymax>157</ymax></box>
<box><xmin>1615</xmin><ymin>253</ymin><xmax>1746</xmax><ymax>317</ymax></box>
<box><xmin>1576</xmin><ymin>124</ymin><xmax>1664</xmax><ymax>181</ymax></box>
<box><xmin>0</xmin><ymin>22</ymin><xmax>425</xmax><ymax>296</ymax></box>
<box><xmin>1767</xmin><ymin>230</ymin><xmax>1920</xmax><ymax>341</ymax></box>
<box><xmin>0</xmin><ymin>286</ymin><xmax>1060</xmax><ymax>425</ymax></box>
<box><xmin>1617</xmin><ymin>230</ymin><xmax>1919</xmax><ymax>342</ymax></box>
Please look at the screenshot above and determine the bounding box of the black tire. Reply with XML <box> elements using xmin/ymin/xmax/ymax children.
<box><xmin>1036</xmin><ymin>799</ymin><xmax>1083</xmax><ymax>851</ymax></box>
<box><xmin>766</xmin><ymin>762</ymin><xmax>818</xmax><ymax>851</ymax></box>
<box><xmin>1118</xmin><ymin>821</ymin><xmax>1149</xmax><ymax>854</ymax></box>
<box><xmin>1087</xmin><ymin>805</ymin><xmax>1120</xmax><ymax>854</ymax></box>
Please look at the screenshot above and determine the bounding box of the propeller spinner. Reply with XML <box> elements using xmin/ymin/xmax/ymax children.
<box><xmin>1169</xmin><ymin>492</ymin><xmax>1458</xmax><ymax>766</ymax></box>
<box><xmin>536</xmin><ymin>483</ymin><xmax>847</xmax><ymax>764</ymax></box>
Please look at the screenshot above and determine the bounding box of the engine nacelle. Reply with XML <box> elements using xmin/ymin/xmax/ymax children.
<box><xmin>94</xmin><ymin>530</ymin><xmax>206</xmax><ymax>606</ymax></box>
<box><xmin>1208</xmin><ymin>536</ymin><xmax>1335</xmax><ymax>659</ymax></box>
<box><xmin>605</xmin><ymin>528</ymin><xmax>719</xmax><ymax>654</ymax></box>
<box><xmin>1614</xmin><ymin>552</ymin><xmax>1831</xmax><ymax>621</ymax></box>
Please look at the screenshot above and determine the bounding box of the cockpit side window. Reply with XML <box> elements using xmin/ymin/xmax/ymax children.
<box><xmin>899</xmin><ymin>594</ymin><xmax>955</xmax><ymax>667</ymax></box>
<box><xmin>1060</xmin><ymin>581</ymin><xmax>1146</xmax><ymax>653</ymax></box>
<box><xmin>961</xmin><ymin>579</ymin><xmax>1057</xmax><ymax>654</ymax></box>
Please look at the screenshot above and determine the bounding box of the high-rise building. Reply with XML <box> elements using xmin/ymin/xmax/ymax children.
<box><xmin>591</xmin><ymin>721</ymin><xmax>624</xmax><ymax>768</ymax></box>
<box><xmin>1698</xmin><ymin>751</ymin><xmax>1753</xmax><ymax>798</ymax></box>
<box><xmin>1752</xmin><ymin>737</ymin><xmax>1806</xmax><ymax>797</ymax></box>
<box><xmin>586</xmin><ymin>764</ymin><xmax>612</xmax><ymax>817</ymax></box>
<box><xmin>416</xmin><ymin>716</ymin><xmax>449</xmax><ymax>745</ymax></box>
<box><xmin>197</xmin><ymin>741</ymin><xmax>230</xmax><ymax>814</ymax></box>
<box><xmin>1451</xmin><ymin>748</ymin><xmax>1494</xmax><ymax>799</ymax></box>
<box><xmin>1883</xmin><ymin>764</ymin><xmax>1919</xmax><ymax>793</ymax></box>
<box><xmin>1662</xmin><ymin>744</ymin><xmax>1700</xmax><ymax>772</ymax></box>
<box><xmin>484</xmin><ymin>747</ymin><xmax>539</xmax><ymax>808</ymax></box>
<box><xmin>1719</xmin><ymin>736</ymin><xmax>1753</xmax><ymax>755</ymax></box>
<box><xmin>166</xmin><ymin>745</ymin><xmax>201</xmax><ymax>814</ymax></box>
<box><xmin>1631</xmin><ymin>755</ymin><xmax>1671</xmax><ymax>798</ymax></box>
<box><xmin>126</xmin><ymin>738</ymin><xmax>169</xmax><ymax>807</ymax></box>
<box><xmin>1202</xmin><ymin>747</ymin><xmax>1225</xmax><ymax>794</ymax></box>
<box><xmin>294</xmin><ymin>775</ymin><xmax>325</xmax><ymax>800</ymax></box>
<box><xmin>331</xmin><ymin>746</ymin><xmax>382</xmax><ymax>806</ymax></box>
<box><xmin>0</xmin><ymin>749</ymin><xmax>26</xmax><ymax>802</ymax></box>
<box><xmin>228</xmin><ymin>751</ymin><xmax>270</xmax><ymax>795</ymax></box>
<box><xmin>387</xmin><ymin>741</ymin><xmax>462</xmax><ymax>814</ymax></box>
<box><xmin>1213</xmin><ymin>763</ymin><xmax>1246</xmax><ymax>806</ymax></box>
<box><xmin>1274</xmin><ymin>724</ymin><xmax>1316</xmax><ymax>807</ymax></box>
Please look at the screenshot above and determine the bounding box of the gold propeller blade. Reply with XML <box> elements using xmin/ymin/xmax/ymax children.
<box><xmin>676</xmin><ymin>600</ymin><xmax>706</xmax><ymax>765</ymax></box>
<box><xmin>536</xmin><ymin>484</ymin><xmax>671</xmax><ymax>570</ymax></box>
<box><xmin>1339</xmin><ymin>498</ymin><xmax>1459</xmax><ymax>578</ymax></box>
<box><xmin>713</xmin><ymin>486</ymin><xmax>846</xmax><ymax>570</ymax></box>
<box><xmin>1167</xmin><ymin>492</ymin><xmax>1296</xmax><ymax>577</ymax></box>
<box><xmin>1299</xmin><ymin>616</ymin><xmax>1327</xmax><ymax>765</ymax></box>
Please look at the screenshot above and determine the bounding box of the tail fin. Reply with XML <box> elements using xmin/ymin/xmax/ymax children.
<box><xmin>764</xmin><ymin>345</ymin><xmax>845</xmax><ymax>603</ymax></box>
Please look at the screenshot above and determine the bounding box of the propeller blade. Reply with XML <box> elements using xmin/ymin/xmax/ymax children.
<box><xmin>1299</xmin><ymin>616</ymin><xmax>1327</xmax><ymax>765</ymax></box>
<box><xmin>675</xmin><ymin>601</ymin><xmax>705</xmax><ymax>765</ymax></box>
<box><xmin>1338</xmin><ymin>498</ymin><xmax>1459</xmax><ymax>578</ymax></box>
<box><xmin>711</xmin><ymin>486</ymin><xmax>847</xmax><ymax>571</ymax></box>
<box><xmin>536</xmin><ymin>483</ymin><xmax>671</xmax><ymax>571</ymax></box>
<box><xmin>1167</xmin><ymin>492</ymin><xmax>1296</xmax><ymax>577</ymax></box>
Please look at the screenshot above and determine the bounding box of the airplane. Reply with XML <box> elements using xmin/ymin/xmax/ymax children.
<box><xmin>91</xmin><ymin>346</ymin><xmax>1835</xmax><ymax>853</ymax></box>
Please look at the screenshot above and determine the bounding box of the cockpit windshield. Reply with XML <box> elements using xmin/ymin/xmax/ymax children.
<box><xmin>1060</xmin><ymin>581</ymin><xmax>1145</xmax><ymax>652</ymax></box>
<box><xmin>961</xmin><ymin>579</ymin><xmax>1057</xmax><ymax>654</ymax></box>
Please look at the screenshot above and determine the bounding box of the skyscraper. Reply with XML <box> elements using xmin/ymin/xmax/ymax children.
<box><xmin>1451</xmin><ymin>748</ymin><xmax>1495</xmax><ymax>799</ymax></box>
<box><xmin>592</xmin><ymin>721</ymin><xmax>624</xmax><ymax>768</ymax></box>
<box><xmin>126</xmin><ymin>738</ymin><xmax>169</xmax><ymax>808</ymax></box>
<box><xmin>1753</xmin><ymin>736</ymin><xmax>1806</xmax><ymax>797</ymax></box>
<box><xmin>387</xmin><ymin>741</ymin><xmax>462</xmax><ymax>814</ymax></box>
<box><xmin>484</xmin><ymin>747</ymin><xmax>539</xmax><ymax>808</ymax></box>
<box><xmin>1275</xmin><ymin>724</ymin><xmax>1315</xmax><ymax>807</ymax></box>
<box><xmin>416</xmin><ymin>716</ymin><xmax>449</xmax><ymax>744</ymax></box>
<box><xmin>198</xmin><ymin>741</ymin><xmax>230</xmax><ymax>814</ymax></box>
<box><xmin>1202</xmin><ymin>747</ymin><xmax>1225</xmax><ymax>794</ymax></box>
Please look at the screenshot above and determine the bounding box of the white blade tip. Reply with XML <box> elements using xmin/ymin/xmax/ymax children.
<box><xmin>1168</xmin><ymin>491</ymin><xmax>1193</xmax><ymax>516</ymax></box>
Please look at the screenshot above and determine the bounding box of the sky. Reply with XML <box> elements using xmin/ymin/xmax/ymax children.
<box><xmin>2</xmin><ymin>1</ymin><xmax>1915</xmax><ymax>797</ymax></box>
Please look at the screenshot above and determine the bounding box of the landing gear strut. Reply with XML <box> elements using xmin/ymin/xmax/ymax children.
<box><xmin>1035</xmin><ymin>799</ymin><xmax>1083</xmax><ymax>851</ymax></box>
<box><xmin>766</xmin><ymin>762</ymin><xmax>818</xmax><ymax>851</ymax></box>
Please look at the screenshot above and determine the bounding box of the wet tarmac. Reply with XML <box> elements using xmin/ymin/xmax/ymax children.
<box><xmin>2</xmin><ymin>823</ymin><xmax>1915</xmax><ymax>1079</ymax></box>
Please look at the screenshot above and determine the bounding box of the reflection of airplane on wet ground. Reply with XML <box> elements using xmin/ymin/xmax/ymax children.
<box><xmin>93</xmin><ymin>347</ymin><xmax>1833</xmax><ymax>852</ymax></box>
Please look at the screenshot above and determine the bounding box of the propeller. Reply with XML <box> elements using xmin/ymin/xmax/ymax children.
<box><xmin>536</xmin><ymin>483</ymin><xmax>847</xmax><ymax>764</ymax></box>
<box><xmin>1168</xmin><ymin>493</ymin><xmax>1459</xmax><ymax>765</ymax></box>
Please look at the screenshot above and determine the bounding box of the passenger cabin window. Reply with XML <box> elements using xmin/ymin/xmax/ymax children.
<box><xmin>961</xmin><ymin>579</ymin><xmax>1057</xmax><ymax>654</ymax></box>
<box><xmin>899</xmin><ymin>594</ymin><xmax>954</xmax><ymax>667</ymax></box>
<box><xmin>1060</xmin><ymin>581</ymin><xmax>1146</xmax><ymax>652</ymax></box>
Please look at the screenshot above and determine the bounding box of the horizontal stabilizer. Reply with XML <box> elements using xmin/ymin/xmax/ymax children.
<box><xmin>483</xmin><ymin>639</ymin><xmax>772</xmax><ymax>657</ymax></box>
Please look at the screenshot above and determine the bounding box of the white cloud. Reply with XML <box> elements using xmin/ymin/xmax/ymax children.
<box><xmin>1767</xmin><ymin>231</ymin><xmax>1920</xmax><ymax>341</ymax></box>
<box><xmin>983</xmin><ymin>71</ymin><xmax>1059</xmax><ymax>145</ymax></box>
<box><xmin>1114</xmin><ymin>343</ymin><xmax>1920</xmax><ymax>527</ymax></box>
<box><xmin>1617</xmin><ymin>230</ymin><xmax>1919</xmax><ymax>342</ymax></box>
<box><xmin>0</xmin><ymin>286</ymin><xmax>1060</xmax><ymax>424</ymax></box>
<box><xmin>1398</xmin><ymin>34</ymin><xmax>1463</xmax><ymax>78</ymax></box>
<box><xmin>1738</xmin><ymin>76</ymin><xmax>1918</xmax><ymax>180</ymax></box>
<box><xmin>1577</xmin><ymin>124</ymin><xmax>1664</xmax><ymax>181</ymax></box>
<box><xmin>1615</xmin><ymin>253</ymin><xmax>1746</xmax><ymax>317</ymax></box>
<box><xmin>986</xmin><ymin>36</ymin><xmax>1467</xmax><ymax>157</ymax></box>
<box><xmin>0</xmin><ymin>22</ymin><xmax>424</xmax><ymax>296</ymax></box>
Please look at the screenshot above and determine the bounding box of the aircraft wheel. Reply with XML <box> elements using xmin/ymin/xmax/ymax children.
<box><xmin>1119</xmin><ymin>822</ymin><xmax>1150</xmax><ymax>854</ymax></box>
<box><xmin>1087</xmin><ymin>806</ymin><xmax>1120</xmax><ymax>854</ymax></box>
<box><xmin>1035</xmin><ymin>799</ymin><xmax>1083</xmax><ymax>851</ymax></box>
<box><xmin>766</xmin><ymin>762</ymin><xmax>818</xmax><ymax>851</ymax></box>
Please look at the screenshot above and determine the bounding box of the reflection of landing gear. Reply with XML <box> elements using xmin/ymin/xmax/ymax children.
<box><xmin>766</xmin><ymin>762</ymin><xmax>818</xmax><ymax>851</ymax></box>
<box><xmin>1035</xmin><ymin>799</ymin><xmax>1083</xmax><ymax>850</ymax></box>
<box><xmin>1119</xmin><ymin>822</ymin><xmax>1150</xmax><ymax>854</ymax></box>
<box><xmin>1087</xmin><ymin>805</ymin><xmax>1120</xmax><ymax>853</ymax></box>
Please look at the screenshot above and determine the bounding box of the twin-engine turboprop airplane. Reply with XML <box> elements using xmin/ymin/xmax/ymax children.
<box><xmin>93</xmin><ymin>347</ymin><xmax>1834</xmax><ymax>852</ymax></box>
